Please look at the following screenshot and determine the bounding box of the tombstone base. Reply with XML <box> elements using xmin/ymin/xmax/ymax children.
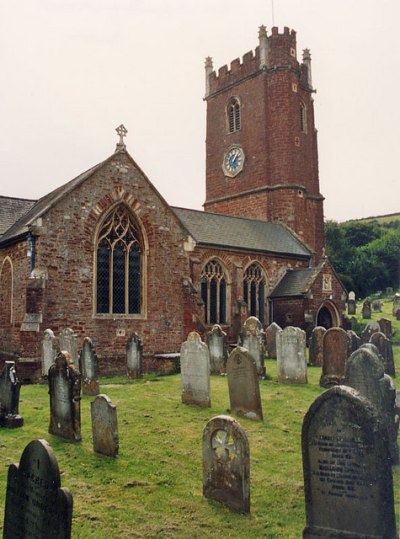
<box><xmin>83</xmin><ymin>380</ymin><xmax>100</xmax><ymax>396</ymax></box>
<box><xmin>0</xmin><ymin>414</ymin><xmax>24</xmax><ymax>428</ymax></box>
<box><xmin>182</xmin><ymin>395</ymin><xmax>211</xmax><ymax>408</ymax></box>
<box><xmin>303</xmin><ymin>525</ymin><xmax>394</xmax><ymax>538</ymax></box>
<box><xmin>278</xmin><ymin>374</ymin><xmax>307</xmax><ymax>384</ymax></box>
<box><xmin>127</xmin><ymin>368</ymin><xmax>142</xmax><ymax>379</ymax></box>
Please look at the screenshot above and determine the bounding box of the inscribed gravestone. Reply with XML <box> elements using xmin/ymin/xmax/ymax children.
<box><xmin>227</xmin><ymin>347</ymin><xmax>263</xmax><ymax>420</ymax></box>
<box><xmin>264</xmin><ymin>322</ymin><xmax>281</xmax><ymax>359</ymax></box>
<box><xmin>302</xmin><ymin>385</ymin><xmax>397</xmax><ymax>538</ymax></box>
<box><xmin>320</xmin><ymin>327</ymin><xmax>350</xmax><ymax>388</ymax></box>
<box><xmin>91</xmin><ymin>394</ymin><xmax>119</xmax><ymax>457</ymax></box>
<box><xmin>370</xmin><ymin>331</ymin><xmax>396</xmax><ymax>377</ymax></box>
<box><xmin>41</xmin><ymin>329</ymin><xmax>59</xmax><ymax>377</ymax></box>
<box><xmin>240</xmin><ymin>316</ymin><xmax>265</xmax><ymax>377</ymax></box>
<box><xmin>3</xmin><ymin>439</ymin><xmax>73</xmax><ymax>539</ymax></box>
<box><xmin>206</xmin><ymin>324</ymin><xmax>228</xmax><ymax>374</ymax></box>
<box><xmin>202</xmin><ymin>415</ymin><xmax>250</xmax><ymax>513</ymax></box>
<box><xmin>0</xmin><ymin>361</ymin><xmax>23</xmax><ymax>427</ymax></box>
<box><xmin>126</xmin><ymin>332</ymin><xmax>143</xmax><ymax>379</ymax></box>
<box><xmin>59</xmin><ymin>328</ymin><xmax>79</xmax><ymax>367</ymax></box>
<box><xmin>308</xmin><ymin>326</ymin><xmax>326</xmax><ymax>366</ymax></box>
<box><xmin>378</xmin><ymin>317</ymin><xmax>393</xmax><ymax>339</ymax></box>
<box><xmin>48</xmin><ymin>351</ymin><xmax>82</xmax><ymax>441</ymax></box>
<box><xmin>344</xmin><ymin>347</ymin><xmax>399</xmax><ymax>464</ymax></box>
<box><xmin>276</xmin><ymin>326</ymin><xmax>307</xmax><ymax>383</ymax></box>
<box><xmin>180</xmin><ymin>332</ymin><xmax>210</xmax><ymax>407</ymax></box>
<box><xmin>79</xmin><ymin>337</ymin><xmax>99</xmax><ymax>395</ymax></box>
<box><xmin>361</xmin><ymin>298</ymin><xmax>371</xmax><ymax>319</ymax></box>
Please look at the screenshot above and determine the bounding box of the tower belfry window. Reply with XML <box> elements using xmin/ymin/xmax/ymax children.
<box><xmin>228</xmin><ymin>98</ymin><xmax>241</xmax><ymax>133</ymax></box>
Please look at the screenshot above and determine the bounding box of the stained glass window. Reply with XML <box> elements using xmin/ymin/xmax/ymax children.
<box><xmin>243</xmin><ymin>263</ymin><xmax>266</xmax><ymax>323</ymax></box>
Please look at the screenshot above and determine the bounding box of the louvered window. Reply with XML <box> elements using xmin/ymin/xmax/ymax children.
<box><xmin>201</xmin><ymin>260</ymin><xmax>227</xmax><ymax>325</ymax></box>
<box><xmin>243</xmin><ymin>263</ymin><xmax>266</xmax><ymax>323</ymax></box>
<box><xmin>228</xmin><ymin>98</ymin><xmax>241</xmax><ymax>133</ymax></box>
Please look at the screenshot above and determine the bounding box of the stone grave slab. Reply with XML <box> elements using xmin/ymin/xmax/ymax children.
<box><xmin>308</xmin><ymin>326</ymin><xmax>326</xmax><ymax>366</ymax></box>
<box><xmin>180</xmin><ymin>332</ymin><xmax>210</xmax><ymax>407</ymax></box>
<box><xmin>264</xmin><ymin>322</ymin><xmax>281</xmax><ymax>359</ymax></box>
<box><xmin>347</xmin><ymin>298</ymin><xmax>356</xmax><ymax>315</ymax></box>
<box><xmin>361</xmin><ymin>298</ymin><xmax>372</xmax><ymax>319</ymax></box>
<box><xmin>320</xmin><ymin>327</ymin><xmax>350</xmax><ymax>388</ymax></box>
<box><xmin>126</xmin><ymin>332</ymin><xmax>143</xmax><ymax>379</ymax></box>
<box><xmin>202</xmin><ymin>415</ymin><xmax>250</xmax><ymax>513</ymax></box>
<box><xmin>206</xmin><ymin>324</ymin><xmax>228</xmax><ymax>374</ymax></box>
<box><xmin>276</xmin><ymin>326</ymin><xmax>307</xmax><ymax>383</ymax></box>
<box><xmin>227</xmin><ymin>347</ymin><xmax>263</xmax><ymax>420</ymax></box>
<box><xmin>370</xmin><ymin>331</ymin><xmax>396</xmax><ymax>377</ymax></box>
<box><xmin>59</xmin><ymin>328</ymin><xmax>79</xmax><ymax>368</ymax></box>
<box><xmin>0</xmin><ymin>361</ymin><xmax>23</xmax><ymax>428</ymax></box>
<box><xmin>378</xmin><ymin>317</ymin><xmax>393</xmax><ymax>339</ymax></box>
<box><xmin>41</xmin><ymin>329</ymin><xmax>59</xmax><ymax>377</ymax></box>
<box><xmin>91</xmin><ymin>394</ymin><xmax>119</xmax><ymax>457</ymax></box>
<box><xmin>80</xmin><ymin>337</ymin><xmax>99</xmax><ymax>395</ymax></box>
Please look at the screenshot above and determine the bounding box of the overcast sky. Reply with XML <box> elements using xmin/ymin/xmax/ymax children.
<box><xmin>1</xmin><ymin>0</ymin><xmax>399</xmax><ymax>222</ymax></box>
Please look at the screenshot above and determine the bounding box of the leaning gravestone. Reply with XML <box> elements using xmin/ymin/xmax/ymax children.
<box><xmin>91</xmin><ymin>394</ymin><xmax>119</xmax><ymax>457</ymax></box>
<box><xmin>180</xmin><ymin>332</ymin><xmax>210</xmax><ymax>407</ymax></box>
<box><xmin>206</xmin><ymin>324</ymin><xmax>228</xmax><ymax>374</ymax></box>
<box><xmin>41</xmin><ymin>329</ymin><xmax>59</xmax><ymax>377</ymax></box>
<box><xmin>308</xmin><ymin>326</ymin><xmax>326</xmax><ymax>366</ymax></box>
<box><xmin>202</xmin><ymin>415</ymin><xmax>250</xmax><ymax>513</ymax></box>
<box><xmin>126</xmin><ymin>332</ymin><xmax>143</xmax><ymax>379</ymax></box>
<box><xmin>226</xmin><ymin>347</ymin><xmax>263</xmax><ymax>420</ymax></box>
<box><xmin>59</xmin><ymin>328</ymin><xmax>79</xmax><ymax>368</ymax></box>
<box><xmin>79</xmin><ymin>337</ymin><xmax>99</xmax><ymax>395</ymax></box>
<box><xmin>361</xmin><ymin>298</ymin><xmax>372</xmax><ymax>319</ymax></box>
<box><xmin>264</xmin><ymin>322</ymin><xmax>281</xmax><ymax>359</ymax></box>
<box><xmin>3</xmin><ymin>439</ymin><xmax>73</xmax><ymax>539</ymax></box>
<box><xmin>276</xmin><ymin>326</ymin><xmax>307</xmax><ymax>383</ymax></box>
<box><xmin>48</xmin><ymin>351</ymin><xmax>82</xmax><ymax>441</ymax></box>
<box><xmin>302</xmin><ymin>385</ymin><xmax>397</xmax><ymax>538</ymax></box>
<box><xmin>320</xmin><ymin>327</ymin><xmax>350</xmax><ymax>388</ymax></box>
<box><xmin>240</xmin><ymin>316</ymin><xmax>265</xmax><ymax>377</ymax></box>
<box><xmin>370</xmin><ymin>331</ymin><xmax>396</xmax><ymax>377</ymax></box>
<box><xmin>0</xmin><ymin>361</ymin><xmax>23</xmax><ymax>427</ymax></box>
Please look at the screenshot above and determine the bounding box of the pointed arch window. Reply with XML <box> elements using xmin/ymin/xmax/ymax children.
<box><xmin>227</xmin><ymin>98</ymin><xmax>241</xmax><ymax>133</ymax></box>
<box><xmin>96</xmin><ymin>205</ymin><xmax>142</xmax><ymax>315</ymax></box>
<box><xmin>300</xmin><ymin>101</ymin><xmax>307</xmax><ymax>133</ymax></box>
<box><xmin>243</xmin><ymin>263</ymin><xmax>267</xmax><ymax>323</ymax></box>
<box><xmin>201</xmin><ymin>260</ymin><xmax>227</xmax><ymax>325</ymax></box>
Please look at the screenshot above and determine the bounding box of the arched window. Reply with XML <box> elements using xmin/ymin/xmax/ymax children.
<box><xmin>96</xmin><ymin>205</ymin><xmax>142</xmax><ymax>315</ymax></box>
<box><xmin>201</xmin><ymin>260</ymin><xmax>227</xmax><ymax>325</ymax></box>
<box><xmin>243</xmin><ymin>263</ymin><xmax>267</xmax><ymax>323</ymax></box>
<box><xmin>227</xmin><ymin>98</ymin><xmax>241</xmax><ymax>133</ymax></box>
<box><xmin>300</xmin><ymin>101</ymin><xmax>307</xmax><ymax>133</ymax></box>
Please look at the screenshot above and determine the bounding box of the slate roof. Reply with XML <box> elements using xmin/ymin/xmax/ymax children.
<box><xmin>172</xmin><ymin>207</ymin><xmax>312</xmax><ymax>258</ymax></box>
<box><xmin>269</xmin><ymin>267</ymin><xmax>316</xmax><ymax>297</ymax></box>
<box><xmin>0</xmin><ymin>196</ymin><xmax>37</xmax><ymax>238</ymax></box>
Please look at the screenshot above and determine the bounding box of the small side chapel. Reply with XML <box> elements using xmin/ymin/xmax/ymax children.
<box><xmin>0</xmin><ymin>26</ymin><xmax>346</xmax><ymax>377</ymax></box>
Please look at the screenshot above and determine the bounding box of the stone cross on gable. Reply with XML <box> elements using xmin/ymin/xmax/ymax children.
<box><xmin>115</xmin><ymin>124</ymin><xmax>128</xmax><ymax>150</ymax></box>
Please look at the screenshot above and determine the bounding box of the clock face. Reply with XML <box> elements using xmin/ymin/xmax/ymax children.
<box><xmin>222</xmin><ymin>146</ymin><xmax>245</xmax><ymax>177</ymax></box>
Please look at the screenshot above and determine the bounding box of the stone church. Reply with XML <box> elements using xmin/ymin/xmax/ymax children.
<box><xmin>0</xmin><ymin>26</ymin><xmax>346</xmax><ymax>376</ymax></box>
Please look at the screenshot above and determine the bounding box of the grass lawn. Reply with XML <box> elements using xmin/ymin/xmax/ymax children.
<box><xmin>0</xmin><ymin>298</ymin><xmax>399</xmax><ymax>538</ymax></box>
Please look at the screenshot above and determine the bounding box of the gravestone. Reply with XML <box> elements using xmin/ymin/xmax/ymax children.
<box><xmin>126</xmin><ymin>332</ymin><xmax>143</xmax><ymax>379</ymax></box>
<box><xmin>79</xmin><ymin>337</ymin><xmax>99</xmax><ymax>395</ymax></box>
<box><xmin>226</xmin><ymin>347</ymin><xmax>263</xmax><ymax>420</ymax></box>
<box><xmin>302</xmin><ymin>385</ymin><xmax>397</xmax><ymax>538</ymax></box>
<box><xmin>3</xmin><ymin>439</ymin><xmax>73</xmax><ymax>539</ymax></box>
<box><xmin>392</xmin><ymin>293</ymin><xmax>400</xmax><ymax>316</ymax></box>
<box><xmin>240</xmin><ymin>316</ymin><xmax>265</xmax><ymax>377</ymax></box>
<box><xmin>276</xmin><ymin>326</ymin><xmax>307</xmax><ymax>384</ymax></box>
<box><xmin>361</xmin><ymin>298</ymin><xmax>371</xmax><ymax>319</ymax></box>
<box><xmin>91</xmin><ymin>394</ymin><xmax>119</xmax><ymax>457</ymax></box>
<box><xmin>48</xmin><ymin>351</ymin><xmax>82</xmax><ymax>441</ymax></box>
<box><xmin>41</xmin><ymin>329</ymin><xmax>59</xmax><ymax>377</ymax></box>
<box><xmin>59</xmin><ymin>328</ymin><xmax>79</xmax><ymax>368</ymax></box>
<box><xmin>372</xmin><ymin>299</ymin><xmax>382</xmax><ymax>312</ymax></box>
<box><xmin>361</xmin><ymin>320</ymin><xmax>381</xmax><ymax>343</ymax></box>
<box><xmin>0</xmin><ymin>361</ymin><xmax>23</xmax><ymax>427</ymax></box>
<box><xmin>206</xmin><ymin>324</ymin><xmax>228</xmax><ymax>374</ymax></box>
<box><xmin>180</xmin><ymin>332</ymin><xmax>210</xmax><ymax>407</ymax></box>
<box><xmin>320</xmin><ymin>327</ymin><xmax>350</xmax><ymax>388</ymax></box>
<box><xmin>308</xmin><ymin>326</ymin><xmax>326</xmax><ymax>366</ymax></box>
<box><xmin>370</xmin><ymin>331</ymin><xmax>396</xmax><ymax>377</ymax></box>
<box><xmin>264</xmin><ymin>322</ymin><xmax>281</xmax><ymax>359</ymax></box>
<box><xmin>344</xmin><ymin>347</ymin><xmax>399</xmax><ymax>464</ymax></box>
<box><xmin>348</xmin><ymin>291</ymin><xmax>356</xmax><ymax>301</ymax></box>
<box><xmin>346</xmin><ymin>329</ymin><xmax>361</xmax><ymax>353</ymax></box>
<box><xmin>202</xmin><ymin>415</ymin><xmax>250</xmax><ymax>513</ymax></box>
<box><xmin>378</xmin><ymin>317</ymin><xmax>393</xmax><ymax>339</ymax></box>
<box><xmin>347</xmin><ymin>298</ymin><xmax>356</xmax><ymax>315</ymax></box>
<box><xmin>386</xmin><ymin>286</ymin><xmax>393</xmax><ymax>296</ymax></box>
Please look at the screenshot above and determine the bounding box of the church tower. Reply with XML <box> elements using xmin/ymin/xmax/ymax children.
<box><xmin>204</xmin><ymin>26</ymin><xmax>325</xmax><ymax>259</ymax></box>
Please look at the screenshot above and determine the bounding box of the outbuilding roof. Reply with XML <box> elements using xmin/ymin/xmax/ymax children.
<box><xmin>0</xmin><ymin>196</ymin><xmax>37</xmax><ymax>238</ymax></box>
<box><xmin>269</xmin><ymin>267</ymin><xmax>317</xmax><ymax>297</ymax></box>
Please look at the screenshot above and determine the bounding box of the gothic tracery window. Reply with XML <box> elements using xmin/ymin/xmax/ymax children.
<box><xmin>201</xmin><ymin>260</ymin><xmax>227</xmax><ymax>325</ymax></box>
<box><xmin>243</xmin><ymin>263</ymin><xmax>266</xmax><ymax>323</ymax></box>
<box><xmin>96</xmin><ymin>205</ymin><xmax>142</xmax><ymax>315</ymax></box>
<box><xmin>227</xmin><ymin>98</ymin><xmax>241</xmax><ymax>133</ymax></box>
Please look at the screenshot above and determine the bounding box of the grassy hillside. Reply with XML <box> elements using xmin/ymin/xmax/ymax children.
<box><xmin>344</xmin><ymin>212</ymin><xmax>400</xmax><ymax>225</ymax></box>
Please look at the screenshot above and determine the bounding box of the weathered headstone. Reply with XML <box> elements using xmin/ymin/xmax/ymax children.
<box><xmin>59</xmin><ymin>328</ymin><xmax>79</xmax><ymax>367</ymax></box>
<box><xmin>180</xmin><ymin>332</ymin><xmax>210</xmax><ymax>407</ymax></box>
<box><xmin>386</xmin><ymin>286</ymin><xmax>393</xmax><ymax>296</ymax></box>
<box><xmin>396</xmin><ymin>309</ymin><xmax>400</xmax><ymax>321</ymax></box>
<box><xmin>302</xmin><ymin>385</ymin><xmax>397</xmax><ymax>538</ymax></box>
<box><xmin>346</xmin><ymin>329</ymin><xmax>361</xmax><ymax>353</ymax></box>
<box><xmin>344</xmin><ymin>346</ymin><xmax>399</xmax><ymax>464</ymax></box>
<box><xmin>41</xmin><ymin>329</ymin><xmax>59</xmax><ymax>377</ymax></box>
<box><xmin>48</xmin><ymin>351</ymin><xmax>82</xmax><ymax>441</ymax></box>
<box><xmin>320</xmin><ymin>327</ymin><xmax>350</xmax><ymax>388</ymax></box>
<box><xmin>361</xmin><ymin>298</ymin><xmax>371</xmax><ymax>319</ymax></box>
<box><xmin>276</xmin><ymin>326</ymin><xmax>307</xmax><ymax>384</ymax></box>
<box><xmin>202</xmin><ymin>415</ymin><xmax>250</xmax><ymax>513</ymax></box>
<box><xmin>347</xmin><ymin>298</ymin><xmax>356</xmax><ymax>315</ymax></box>
<box><xmin>372</xmin><ymin>299</ymin><xmax>382</xmax><ymax>312</ymax></box>
<box><xmin>79</xmin><ymin>337</ymin><xmax>99</xmax><ymax>395</ymax></box>
<box><xmin>226</xmin><ymin>347</ymin><xmax>263</xmax><ymax>420</ymax></box>
<box><xmin>348</xmin><ymin>291</ymin><xmax>356</xmax><ymax>301</ymax></box>
<box><xmin>206</xmin><ymin>324</ymin><xmax>228</xmax><ymax>374</ymax></box>
<box><xmin>264</xmin><ymin>322</ymin><xmax>281</xmax><ymax>359</ymax></box>
<box><xmin>370</xmin><ymin>331</ymin><xmax>396</xmax><ymax>377</ymax></box>
<box><xmin>308</xmin><ymin>326</ymin><xmax>326</xmax><ymax>366</ymax></box>
<box><xmin>126</xmin><ymin>332</ymin><xmax>143</xmax><ymax>379</ymax></box>
<box><xmin>91</xmin><ymin>394</ymin><xmax>119</xmax><ymax>457</ymax></box>
<box><xmin>361</xmin><ymin>320</ymin><xmax>381</xmax><ymax>343</ymax></box>
<box><xmin>392</xmin><ymin>293</ymin><xmax>400</xmax><ymax>316</ymax></box>
<box><xmin>240</xmin><ymin>316</ymin><xmax>265</xmax><ymax>377</ymax></box>
<box><xmin>378</xmin><ymin>317</ymin><xmax>393</xmax><ymax>339</ymax></box>
<box><xmin>0</xmin><ymin>361</ymin><xmax>23</xmax><ymax>427</ymax></box>
<box><xmin>3</xmin><ymin>439</ymin><xmax>73</xmax><ymax>539</ymax></box>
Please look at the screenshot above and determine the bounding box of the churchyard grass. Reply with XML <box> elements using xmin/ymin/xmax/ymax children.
<box><xmin>0</xmin><ymin>314</ymin><xmax>399</xmax><ymax>537</ymax></box>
